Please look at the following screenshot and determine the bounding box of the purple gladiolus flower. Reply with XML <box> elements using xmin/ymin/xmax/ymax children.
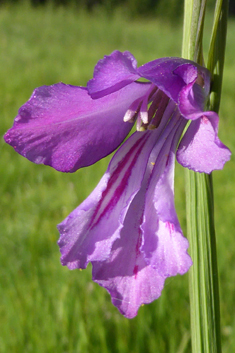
<box><xmin>4</xmin><ymin>51</ymin><xmax>231</xmax><ymax>318</ymax></box>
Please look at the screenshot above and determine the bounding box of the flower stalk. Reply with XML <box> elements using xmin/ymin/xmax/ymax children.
<box><xmin>182</xmin><ymin>0</ymin><xmax>228</xmax><ymax>352</ymax></box>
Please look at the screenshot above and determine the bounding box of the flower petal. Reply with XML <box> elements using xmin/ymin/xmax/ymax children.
<box><xmin>141</xmin><ymin>149</ymin><xmax>192</xmax><ymax>275</ymax></box>
<box><xmin>58</xmin><ymin>130</ymin><xmax>159</xmax><ymax>269</ymax></box>
<box><xmin>138</xmin><ymin>58</ymin><xmax>210</xmax><ymax>103</ymax></box>
<box><xmin>87</xmin><ymin>53</ymin><xmax>211</xmax><ymax>104</ymax></box>
<box><xmin>92</xmin><ymin>188</ymin><xmax>165</xmax><ymax>319</ymax></box>
<box><xmin>177</xmin><ymin>77</ymin><xmax>208</xmax><ymax>119</ymax></box>
<box><xmin>87</xmin><ymin>51</ymin><xmax>140</xmax><ymax>99</ymax></box>
<box><xmin>173</xmin><ymin>62</ymin><xmax>210</xmax><ymax>96</ymax></box>
<box><xmin>176</xmin><ymin>113</ymin><xmax>231</xmax><ymax>173</ymax></box>
<box><xmin>4</xmin><ymin>82</ymin><xmax>150</xmax><ymax>172</ymax></box>
<box><xmin>93</xmin><ymin>115</ymin><xmax>191</xmax><ymax>318</ymax></box>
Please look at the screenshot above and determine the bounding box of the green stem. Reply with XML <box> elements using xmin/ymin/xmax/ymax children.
<box><xmin>207</xmin><ymin>0</ymin><xmax>229</xmax><ymax>112</ymax></box>
<box><xmin>182</xmin><ymin>0</ymin><xmax>207</xmax><ymax>63</ymax></box>
<box><xmin>185</xmin><ymin>171</ymin><xmax>221</xmax><ymax>352</ymax></box>
<box><xmin>182</xmin><ymin>0</ymin><xmax>228</xmax><ymax>352</ymax></box>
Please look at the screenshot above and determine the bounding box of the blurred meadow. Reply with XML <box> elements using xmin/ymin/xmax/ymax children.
<box><xmin>0</xmin><ymin>2</ymin><xmax>235</xmax><ymax>352</ymax></box>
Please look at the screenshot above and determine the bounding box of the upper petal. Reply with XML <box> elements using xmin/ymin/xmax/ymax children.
<box><xmin>4</xmin><ymin>82</ymin><xmax>150</xmax><ymax>172</ymax></box>
<box><xmin>176</xmin><ymin>113</ymin><xmax>231</xmax><ymax>173</ymax></box>
<box><xmin>138</xmin><ymin>58</ymin><xmax>210</xmax><ymax>103</ymax></box>
<box><xmin>87</xmin><ymin>51</ymin><xmax>140</xmax><ymax>99</ymax></box>
<box><xmin>87</xmin><ymin>52</ymin><xmax>211</xmax><ymax>117</ymax></box>
<box><xmin>177</xmin><ymin>76</ymin><xmax>209</xmax><ymax>119</ymax></box>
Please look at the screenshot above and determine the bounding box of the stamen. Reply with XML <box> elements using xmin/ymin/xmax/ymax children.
<box><xmin>148</xmin><ymin>89</ymin><xmax>164</xmax><ymax>121</ymax></box>
<box><xmin>138</xmin><ymin>124</ymin><xmax>148</xmax><ymax>132</ymax></box>
<box><xmin>139</xmin><ymin>85</ymin><xmax>158</xmax><ymax>125</ymax></box>
<box><xmin>123</xmin><ymin>84</ymin><xmax>174</xmax><ymax>132</ymax></box>
<box><xmin>123</xmin><ymin>97</ymin><xmax>142</xmax><ymax>123</ymax></box>
<box><xmin>136</xmin><ymin>114</ymin><xmax>148</xmax><ymax>131</ymax></box>
<box><xmin>139</xmin><ymin>96</ymin><xmax>149</xmax><ymax>124</ymax></box>
<box><xmin>148</xmin><ymin>94</ymin><xmax>169</xmax><ymax>130</ymax></box>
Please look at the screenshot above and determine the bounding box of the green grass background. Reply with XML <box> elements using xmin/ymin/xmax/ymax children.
<box><xmin>0</xmin><ymin>3</ymin><xmax>234</xmax><ymax>352</ymax></box>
